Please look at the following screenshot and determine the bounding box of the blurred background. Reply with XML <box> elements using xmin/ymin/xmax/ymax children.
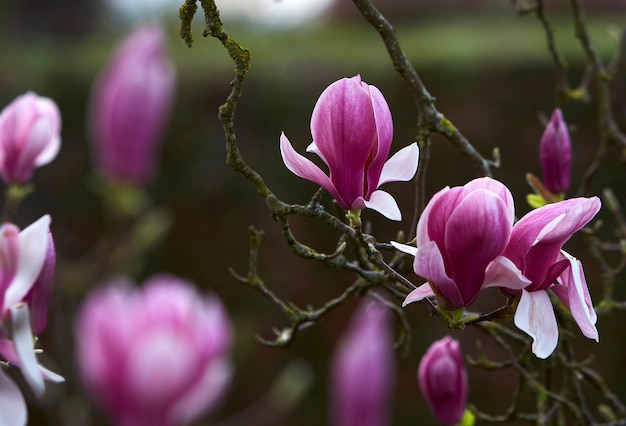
<box><xmin>0</xmin><ymin>0</ymin><xmax>625</xmax><ymax>424</ymax></box>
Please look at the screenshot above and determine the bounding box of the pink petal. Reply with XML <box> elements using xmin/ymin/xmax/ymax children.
<box><xmin>483</xmin><ymin>256</ymin><xmax>531</xmax><ymax>291</ymax></box>
<box><xmin>413</xmin><ymin>241</ymin><xmax>463</xmax><ymax>308</ymax></box>
<box><xmin>514</xmin><ymin>290</ymin><xmax>558</xmax><ymax>359</ymax></box>
<box><xmin>0</xmin><ymin>369</ymin><xmax>27</xmax><ymax>426</ymax></box>
<box><xmin>361</xmin><ymin>190</ymin><xmax>401</xmax><ymax>220</ymax></box>
<box><xmin>402</xmin><ymin>283</ymin><xmax>435</xmax><ymax>307</ymax></box>
<box><xmin>377</xmin><ymin>143</ymin><xmax>419</xmax><ymax>186</ymax></box>
<box><xmin>389</xmin><ymin>241</ymin><xmax>418</xmax><ymax>257</ymax></box>
<box><xmin>279</xmin><ymin>132</ymin><xmax>345</xmax><ymax>207</ymax></box>
<box><xmin>464</xmin><ymin>177</ymin><xmax>515</xmax><ymax>224</ymax></box>
<box><xmin>4</xmin><ymin>216</ymin><xmax>50</xmax><ymax>308</ymax></box>
<box><xmin>416</xmin><ymin>186</ymin><xmax>450</xmax><ymax>246</ymax></box>
<box><xmin>552</xmin><ymin>252</ymin><xmax>598</xmax><ymax>342</ymax></box>
<box><xmin>10</xmin><ymin>303</ymin><xmax>44</xmax><ymax>396</ymax></box>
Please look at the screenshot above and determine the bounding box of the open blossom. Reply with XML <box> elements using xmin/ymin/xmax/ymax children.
<box><xmin>0</xmin><ymin>215</ymin><xmax>64</xmax><ymax>426</ymax></box>
<box><xmin>418</xmin><ymin>336</ymin><xmax>468</xmax><ymax>426</ymax></box>
<box><xmin>540</xmin><ymin>108</ymin><xmax>571</xmax><ymax>194</ymax></box>
<box><xmin>0</xmin><ymin>92</ymin><xmax>61</xmax><ymax>185</ymax></box>
<box><xmin>76</xmin><ymin>275</ymin><xmax>233</xmax><ymax>426</ymax></box>
<box><xmin>280</xmin><ymin>75</ymin><xmax>419</xmax><ymax>220</ymax></box>
<box><xmin>89</xmin><ymin>22</ymin><xmax>176</xmax><ymax>186</ymax></box>
<box><xmin>395</xmin><ymin>177</ymin><xmax>529</xmax><ymax>309</ymax></box>
<box><xmin>330</xmin><ymin>297</ymin><xmax>395</xmax><ymax>426</ymax></box>
<box><xmin>502</xmin><ymin>197</ymin><xmax>601</xmax><ymax>359</ymax></box>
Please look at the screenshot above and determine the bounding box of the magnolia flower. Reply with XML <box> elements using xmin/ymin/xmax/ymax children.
<box><xmin>89</xmin><ymin>22</ymin><xmax>176</xmax><ymax>186</ymax></box>
<box><xmin>502</xmin><ymin>197</ymin><xmax>601</xmax><ymax>358</ymax></box>
<box><xmin>280</xmin><ymin>75</ymin><xmax>419</xmax><ymax>220</ymax></box>
<box><xmin>0</xmin><ymin>215</ymin><xmax>64</xmax><ymax>426</ymax></box>
<box><xmin>394</xmin><ymin>177</ymin><xmax>529</xmax><ymax>309</ymax></box>
<box><xmin>330</xmin><ymin>297</ymin><xmax>394</xmax><ymax>426</ymax></box>
<box><xmin>540</xmin><ymin>108</ymin><xmax>571</xmax><ymax>195</ymax></box>
<box><xmin>418</xmin><ymin>336</ymin><xmax>468</xmax><ymax>426</ymax></box>
<box><xmin>0</xmin><ymin>92</ymin><xmax>61</xmax><ymax>185</ymax></box>
<box><xmin>76</xmin><ymin>275</ymin><xmax>233</xmax><ymax>426</ymax></box>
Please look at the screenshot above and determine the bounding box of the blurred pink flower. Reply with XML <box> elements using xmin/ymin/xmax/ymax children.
<box><xmin>330</xmin><ymin>297</ymin><xmax>395</xmax><ymax>426</ymax></box>
<box><xmin>0</xmin><ymin>92</ymin><xmax>61</xmax><ymax>185</ymax></box>
<box><xmin>540</xmin><ymin>108</ymin><xmax>571</xmax><ymax>194</ymax></box>
<box><xmin>502</xmin><ymin>197</ymin><xmax>601</xmax><ymax>358</ymax></box>
<box><xmin>280</xmin><ymin>75</ymin><xmax>419</xmax><ymax>220</ymax></box>
<box><xmin>76</xmin><ymin>275</ymin><xmax>233</xmax><ymax>426</ymax></box>
<box><xmin>418</xmin><ymin>336</ymin><xmax>467</xmax><ymax>426</ymax></box>
<box><xmin>395</xmin><ymin>177</ymin><xmax>529</xmax><ymax>309</ymax></box>
<box><xmin>89</xmin><ymin>22</ymin><xmax>176</xmax><ymax>186</ymax></box>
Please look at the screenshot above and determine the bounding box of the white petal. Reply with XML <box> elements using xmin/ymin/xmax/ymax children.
<box><xmin>4</xmin><ymin>216</ymin><xmax>50</xmax><ymax>308</ymax></box>
<box><xmin>362</xmin><ymin>190</ymin><xmax>402</xmax><ymax>221</ymax></box>
<box><xmin>483</xmin><ymin>256</ymin><xmax>531</xmax><ymax>290</ymax></box>
<box><xmin>514</xmin><ymin>290</ymin><xmax>558</xmax><ymax>359</ymax></box>
<box><xmin>378</xmin><ymin>142</ymin><xmax>419</xmax><ymax>186</ymax></box>
<box><xmin>402</xmin><ymin>283</ymin><xmax>435</xmax><ymax>307</ymax></box>
<box><xmin>10</xmin><ymin>304</ymin><xmax>44</xmax><ymax>396</ymax></box>
<box><xmin>390</xmin><ymin>241</ymin><xmax>418</xmax><ymax>257</ymax></box>
<box><xmin>0</xmin><ymin>369</ymin><xmax>27</xmax><ymax>426</ymax></box>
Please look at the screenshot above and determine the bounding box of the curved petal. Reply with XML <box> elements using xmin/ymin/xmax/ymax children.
<box><xmin>11</xmin><ymin>303</ymin><xmax>44</xmax><ymax>396</ymax></box>
<box><xmin>552</xmin><ymin>252</ymin><xmax>598</xmax><ymax>342</ymax></box>
<box><xmin>416</xmin><ymin>186</ymin><xmax>450</xmax><ymax>246</ymax></box>
<box><xmin>279</xmin><ymin>133</ymin><xmax>346</xmax><ymax>208</ymax></box>
<box><xmin>402</xmin><ymin>283</ymin><xmax>435</xmax><ymax>307</ymax></box>
<box><xmin>0</xmin><ymin>369</ymin><xmax>27</xmax><ymax>426</ymax></box>
<box><xmin>483</xmin><ymin>256</ymin><xmax>531</xmax><ymax>291</ymax></box>
<box><xmin>464</xmin><ymin>177</ymin><xmax>515</xmax><ymax>224</ymax></box>
<box><xmin>514</xmin><ymin>290</ymin><xmax>558</xmax><ymax>359</ymax></box>
<box><xmin>414</xmin><ymin>241</ymin><xmax>463</xmax><ymax>308</ymax></box>
<box><xmin>390</xmin><ymin>241</ymin><xmax>418</xmax><ymax>257</ymax></box>
<box><xmin>361</xmin><ymin>190</ymin><xmax>401</xmax><ymax>221</ymax></box>
<box><xmin>4</xmin><ymin>215</ymin><xmax>50</xmax><ymax>309</ymax></box>
<box><xmin>377</xmin><ymin>143</ymin><xmax>419</xmax><ymax>186</ymax></box>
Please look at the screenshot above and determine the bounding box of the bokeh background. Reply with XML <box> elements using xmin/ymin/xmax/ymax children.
<box><xmin>0</xmin><ymin>0</ymin><xmax>625</xmax><ymax>424</ymax></box>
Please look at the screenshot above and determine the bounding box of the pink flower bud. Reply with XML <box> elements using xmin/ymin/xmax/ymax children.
<box><xmin>540</xmin><ymin>108</ymin><xmax>571</xmax><ymax>194</ymax></box>
<box><xmin>89</xmin><ymin>22</ymin><xmax>176</xmax><ymax>186</ymax></box>
<box><xmin>280</xmin><ymin>75</ymin><xmax>419</xmax><ymax>220</ymax></box>
<box><xmin>0</xmin><ymin>92</ymin><xmax>61</xmax><ymax>185</ymax></box>
<box><xmin>418</xmin><ymin>336</ymin><xmax>467</xmax><ymax>426</ymax></box>
<box><xmin>75</xmin><ymin>275</ymin><xmax>232</xmax><ymax>426</ymax></box>
<box><xmin>330</xmin><ymin>297</ymin><xmax>395</xmax><ymax>426</ymax></box>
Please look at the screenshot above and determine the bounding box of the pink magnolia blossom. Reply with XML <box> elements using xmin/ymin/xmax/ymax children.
<box><xmin>395</xmin><ymin>177</ymin><xmax>529</xmax><ymax>309</ymax></box>
<box><xmin>418</xmin><ymin>336</ymin><xmax>468</xmax><ymax>426</ymax></box>
<box><xmin>540</xmin><ymin>108</ymin><xmax>571</xmax><ymax>194</ymax></box>
<box><xmin>76</xmin><ymin>275</ymin><xmax>233</xmax><ymax>426</ymax></box>
<box><xmin>0</xmin><ymin>216</ymin><xmax>64</xmax><ymax>426</ymax></box>
<box><xmin>502</xmin><ymin>197</ymin><xmax>601</xmax><ymax>358</ymax></box>
<box><xmin>0</xmin><ymin>92</ymin><xmax>61</xmax><ymax>185</ymax></box>
<box><xmin>89</xmin><ymin>22</ymin><xmax>176</xmax><ymax>186</ymax></box>
<box><xmin>280</xmin><ymin>75</ymin><xmax>419</xmax><ymax>220</ymax></box>
<box><xmin>330</xmin><ymin>297</ymin><xmax>395</xmax><ymax>426</ymax></box>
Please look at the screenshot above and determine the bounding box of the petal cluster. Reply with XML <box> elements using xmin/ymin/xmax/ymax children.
<box><xmin>280</xmin><ymin>75</ymin><xmax>419</xmax><ymax>220</ymax></box>
<box><xmin>330</xmin><ymin>297</ymin><xmax>395</xmax><ymax>426</ymax></box>
<box><xmin>89</xmin><ymin>22</ymin><xmax>176</xmax><ymax>186</ymax></box>
<box><xmin>399</xmin><ymin>177</ymin><xmax>529</xmax><ymax>309</ymax></box>
<box><xmin>76</xmin><ymin>275</ymin><xmax>233</xmax><ymax>426</ymax></box>
<box><xmin>0</xmin><ymin>215</ymin><xmax>63</xmax><ymax>425</ymax></box>
<box><xmin>503</xmin><ymin>197</ymin><xmax>601</xmax><ymax>358</ymax></box>
<box><xmin>0</xmin><ymin>92</ymin><xmax>61</xmax><ymax>185</ymax></box>
<box><xmin>540</xmin><ymin>109</ymin><xmax>571</xmax><ymax>194</ymax></box>
<box><xmin>418</xmin><ymin>336</ymin><xmax>468</xmax><ymax>426</ymax></box>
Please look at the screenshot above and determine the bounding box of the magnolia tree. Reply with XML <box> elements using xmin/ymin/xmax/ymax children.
<box><xmin>0</xmin><ymin>0</ymin><xmax>625</xmax><ymax>425</ymax></box>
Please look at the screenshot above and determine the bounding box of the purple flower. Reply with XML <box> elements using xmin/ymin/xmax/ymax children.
<box><xmin>0</xmin><ymin>215</ymin><xmax>64</xmax><ymax>419</ymax></box>
<box><xmin>540</xmin><ymin>108</ymin><xmax>572</xmax><ymax>194</ymax></box>
<box><xmin>0</xmin><ymin>92</ymin><xmax>61</xmax><ymax>185</ymax></box>
<box><xmin>280</xmin><ymin>75</ymin><xmax>419</xmax><ymax>220</ymax></box>
<box><xmin>89</xmin><ymin>22</ymin><xmax>176</xmax><ymax>186</ymax></box>
<box><xmin>330</xmin><ymin>297</ymin><xmax>395</xmax><ymax>426</ymax></box>
<box><xmin>502</xmin><ymin>197</ymin><xmax>601</xmax><ymax>358</ymax></box>
<box><xmin>395</xmin><ymin>177</ymin><xmax>529</xmax><ymax>309</ymax></box>
<box><xmin>75</xmin><ymin>275</ymin><xmax>233</xmax><ymax>426</ymax></box>
<box><xmin>418</xmin><ymin>336</ymin><xmax>468</xmax><ymax>426</ymax></box>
